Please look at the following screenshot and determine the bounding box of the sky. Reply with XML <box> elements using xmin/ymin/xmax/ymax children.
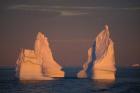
<box><xmin>0</xmin><ymin>0</ymin><xmax>140</xmax><ymax>67</ymax></box>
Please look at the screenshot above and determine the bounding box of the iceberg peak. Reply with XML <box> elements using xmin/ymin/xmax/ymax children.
<box><xmin>16</xmin><ymin>32</ymin><xmax>64</xmax><ymax>80</ymax></box>
<box><xmin>105</xmin><ymin>24</ymin><xmax>109</xmax><ymax>31</ymax></box>
<box><xmin>77</xmin><ymin>25</ymin><xmax>116</xmax><ymax>80</ymax></box>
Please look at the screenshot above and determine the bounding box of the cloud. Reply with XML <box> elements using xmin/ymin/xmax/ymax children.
<box><xmin>7</xmin><ymin>5</ymin><xmax>90</xmax><ymax>16</ymax></box>
<box><xmin>7</xmin><ymin>5</ymin><xmax>94</xmax><ymax>10</ymax></box>
<box><xmin>122</xmin><ymin>7</ymin><xmax>140</xmax><ymax>10</ymax></box>
<box><xmin>7</xmin><ymin>4</ymin><xmax>140</xmax><ymax>16</ymax></box>
<box><xmin>60</xmin><ymin>11</ymin><xmax>88</xmax><ymax>16</ymax></box>
<box><xmin>8</xmin><ymin>4</ymin><xmax>140</xmax><ymax>10</ymax></box>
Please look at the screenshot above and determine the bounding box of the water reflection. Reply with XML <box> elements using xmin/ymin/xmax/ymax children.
<box><xmin>93</xmin><ymin>79</ymin><xmax>115</xmax><ymax>86</ymax></box>
<box><xmin>1</xmin><ymin>67</ymin><xmax>140</xmax><ymax>93</ymax></box>
<box><xmin>90</xmin><ymin>79</ymin><xmax>115</xmax><ymax>93</ymax></box>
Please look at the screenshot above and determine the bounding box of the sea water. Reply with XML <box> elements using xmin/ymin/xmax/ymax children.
<box><xmin>0</xmin><ymin>67</ymin><xmax>140</xmax><ymax>93</ymax></box>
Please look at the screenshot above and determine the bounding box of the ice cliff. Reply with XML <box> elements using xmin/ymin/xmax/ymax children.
<box><xmin>16</xmin><ymin>32</ymin><xmax>64</xmax><ymax>80</ymax></box>
<box><xmin>77</xmin><ymin>25</ymin><xmax>116</xmax><ymax>80</ymax></box>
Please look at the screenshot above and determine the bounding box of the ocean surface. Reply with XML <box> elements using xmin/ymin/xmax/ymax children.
<box><xmin>0</xmin><ymin>67</ymin><xmax>140</xmax><ymax>93</ymax></box>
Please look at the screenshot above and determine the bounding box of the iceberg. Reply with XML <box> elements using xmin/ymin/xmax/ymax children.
<box><xmin>16</xmin><ymin>32</ymin><xmax>64</xmax><ymax>80</ymax></box>
<box><xmin>131</xmin><ymin>64</ymin><xmax>140</xmax><ymax>68</ymax></box>
<box><xmin>77</xmin><ymin>25</ymin><xmax>116</xmax><ymax>80</ymax></box>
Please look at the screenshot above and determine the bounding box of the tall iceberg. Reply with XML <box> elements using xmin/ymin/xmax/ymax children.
<box><xmin>77</xmin><ymin>25</ymin><xmax>116</xmax><ymax>80</ymax></box>
<box><xmin>16</xmin><ymin>32</ymin><xmax>64</xmax><ymax>80</ymax></box>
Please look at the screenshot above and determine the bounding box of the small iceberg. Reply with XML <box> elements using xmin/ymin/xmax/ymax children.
<box><xmin>16</xmin><ymin>32</ymin><xmax>64</xmax><ymax>80</ymax></box>
<box><xmin>131</xmin><ymin>64</ymin><xmax>140</xmax><ymax>68</ymax></box>
<box><xmin>77</xmin><ymin>25</ymin><xmax>116</xmax><ymax>80</ymax></box>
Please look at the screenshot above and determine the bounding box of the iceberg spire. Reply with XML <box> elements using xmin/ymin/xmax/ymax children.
<box><xmin>16</xmin><ymin>32</ymin><xmax>64</xmax><ymax>80</ymax></box>
<box><xmin>77</xmin><ymin>25</ymin><xmax>116</xmax><ymax>79</ymax></box>
<box><xmin>34</xmin><ymin>32</ymin><xmax>64</xmax><ymax>77</ymax></box>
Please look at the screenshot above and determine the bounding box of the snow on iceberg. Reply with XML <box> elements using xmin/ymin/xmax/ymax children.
<box><xmin>16</xmin><ymin>32</ymin><xmax>64</xmax><ymax>80</ymax></box>
<box><xmin>77</xmin><ymin>25</ymin><xmax>116</xmax><ymax>80</ymax></box>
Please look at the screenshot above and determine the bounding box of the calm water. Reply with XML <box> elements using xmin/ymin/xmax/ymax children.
<box><xmin>0</xmin><ymin>67</ymin><xmax>140</xmax><ymax>93</ymax></box>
